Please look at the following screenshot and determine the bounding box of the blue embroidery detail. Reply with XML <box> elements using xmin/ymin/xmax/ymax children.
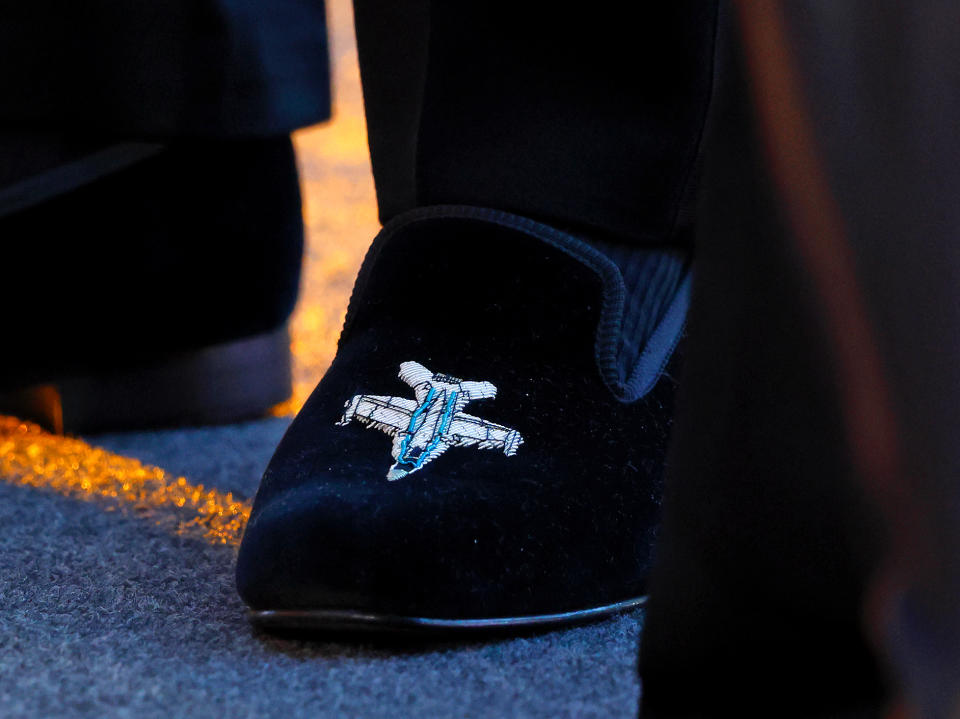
<box><xmin>397</xmin><ymin>386</ymin><xmax>436</xmax><ymax>462</ymax></box>
<box><xmin>412</xmin><ymin>391</ymin><xmax>458</xmax><ymax>470</ymax></box>
<box><xmin>397</xmin><ymin>390</ymin><xmax>458</xmax><ymax>470</ymax></box>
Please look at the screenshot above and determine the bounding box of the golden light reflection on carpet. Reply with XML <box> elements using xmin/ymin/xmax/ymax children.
<box><xmin>0</xmin><ymin>416</ymin><xmax>251</xmax><ymax>546</ymax></box>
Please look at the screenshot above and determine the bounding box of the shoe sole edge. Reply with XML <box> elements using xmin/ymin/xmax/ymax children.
<box><xmin>248</xmin><ymin>595</ymin><xmax>647</xmax><ymax>634</ymax></box>
<box><xmin>0</xmin><ymin>325</ymin><xmax>291</xmax><ymax>433</ymax></box>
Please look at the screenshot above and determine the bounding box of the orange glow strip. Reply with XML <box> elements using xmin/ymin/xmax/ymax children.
<box><xmin>0</xmin><ymin>416</ymin><xmax>252</xmax><ymax>546</ymax></box>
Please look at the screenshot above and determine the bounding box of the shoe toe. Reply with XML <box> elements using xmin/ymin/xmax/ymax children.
<box><xmin>236</xmin><ymin>454</ymin><xmax>630</xmax><ymax>619</ymax></box>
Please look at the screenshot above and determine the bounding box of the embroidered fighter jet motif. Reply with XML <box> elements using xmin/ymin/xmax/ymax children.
<box><xmin>336</xmin><ymin>361</ymin><xmax>524</xmax><ymax>480</ymax></box>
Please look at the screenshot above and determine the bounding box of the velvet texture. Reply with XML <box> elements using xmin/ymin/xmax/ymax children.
<box><xmin>0</xmin><ymin>138</ymin><xmax>304</xmax><ymax>389</ymax></box>
<box><xmin>236</xmin><ymin>207</ymin><xmax>683</xmax><ymax>619</ymax></box>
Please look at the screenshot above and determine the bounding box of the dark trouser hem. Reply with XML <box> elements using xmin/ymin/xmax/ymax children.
<box><xmin>355</xmin><ymin>0</ymin><xmax>719</xmax><ymax>245</ymax></box>
<box><xmin>0</xmin><ymin>0</ymin><xmax>331</xmax><ymax>137</ymax></box>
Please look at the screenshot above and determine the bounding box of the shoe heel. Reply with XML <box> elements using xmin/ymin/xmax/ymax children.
<box><xmin>0</xmin><ymin>326</ymin><xmax>292</xmax><ymax>434</ymax></box>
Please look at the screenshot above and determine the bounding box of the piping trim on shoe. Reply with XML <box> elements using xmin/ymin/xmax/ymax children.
<box><xmin>339</xmin><ymin>205</ymin><xmax>689</xmax><ymax>404</ymax></box>
<box><xmin>336</xmin><ymin>361</ymin><xmax>523</xmax><ymax>480</ymax></box>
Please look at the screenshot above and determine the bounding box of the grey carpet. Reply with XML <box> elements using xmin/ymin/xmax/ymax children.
<box><xmin>0</xmin><ymin>418</ymin><xmax>643</xmax><ymax>718</ymax></box>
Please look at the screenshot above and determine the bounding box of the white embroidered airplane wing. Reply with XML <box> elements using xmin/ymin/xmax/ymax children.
<box><xmin>447</xmin><ymin>413</ymin><xmax>524</xmax><ymax>456</ymax></box>
<box><xmin>337</xmin><ymin>394</ymin><xmax>418</xmax><ymax>436</ymax></box>
<box><xmin>397</xmin><ymin>361</ymin><xmax>435</xmax><ymax>403</ymax></box>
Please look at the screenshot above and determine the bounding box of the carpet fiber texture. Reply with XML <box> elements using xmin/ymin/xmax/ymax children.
<box><xmin>0</xmin><ymin>418</ymin><xmax>643</xmax><ymax>718</ymax></box>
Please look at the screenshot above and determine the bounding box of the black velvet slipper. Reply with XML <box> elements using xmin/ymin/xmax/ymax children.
<box><xmin>236</xmin><ymin>205</ymin><xmax>689</xmax><ymax>632</ymax></box>
<box><xmin>0</xmin><ymin>137</ymin><xmax>302</xmax><ymax>433</ymax></box>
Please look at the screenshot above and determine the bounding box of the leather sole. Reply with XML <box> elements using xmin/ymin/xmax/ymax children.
<box><xmin>249</xmin><ymin>595</ymin><xmax>646</xmax><ymax>635</ymax></box>
<box><xmin>0</xmin><ymin>326</ymin><xmax>291</xmax><ymax>433</ymax></box>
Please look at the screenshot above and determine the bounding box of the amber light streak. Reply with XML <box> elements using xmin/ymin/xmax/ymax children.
<box><xmin>0</xmin><ymin>416</ymin><xmax>252</xmax><ymax>545</ymax></box>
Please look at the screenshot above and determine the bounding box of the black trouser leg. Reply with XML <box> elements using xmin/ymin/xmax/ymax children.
<box><xmin>638</xmin><ymin>12</ymin><xmax>888</xmax><ymax>713</ymax></box>
<box><xmin>640</xmin><ymin>3</ymin><xmax>960</xmax><ymax>716</ymax></box>
<box><xmin>0</xmin><ymin>0</ymin><xmax>330</xmax><ymax>137</ymax></box>
<box><xmin>354</xmin><ymin>0</ymin><xmax>718</xmax><ymax>245</ymax></box>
